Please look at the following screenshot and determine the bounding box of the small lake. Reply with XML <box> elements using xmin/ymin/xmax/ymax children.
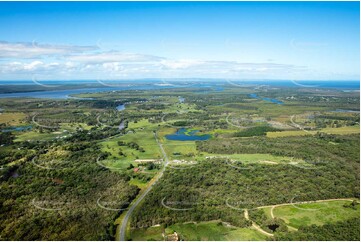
<box><xmin>249</xmin><ymin>93</ymin><xmax>283</xmax><ymax>105</ymax></box>
<box><xmin>116</xmin><ymin>104</ymin><xmax>126</xmax><ymax>130</ymax></box>
<box><xmin>116</xmin><ymin>104</ymin><xmax>126</xmax><ymax>111</ymax></box>
<box><xmin>165</xmin><ymin>128</ymin><xmax>211</xmax><ymax>141</ymax></box>
<box><xmin>2</xmin><ymin>125</ymin><xmax>32</xmax><ymax>132</ymax></box>
<box><xmin>331</xmin><ymin>109</ymin><xmax>360</xmax><ymax>113</ymax></box>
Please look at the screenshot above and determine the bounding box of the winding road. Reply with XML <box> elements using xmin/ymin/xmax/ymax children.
<box><xmin>117</xmin><ymin>131</ymin><xmax>169</xmax><ymax>241</ymax></box>
<box><xmin>116</xmin><ymin>130</ymin><xmax>355</xmax><ymax>241</ymax></box>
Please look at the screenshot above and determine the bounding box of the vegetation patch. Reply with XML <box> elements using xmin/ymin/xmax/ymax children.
<box><xmin>234</xmin><ymin>126</ymin><xmax>280</xmax><ymax>137</ymax></box>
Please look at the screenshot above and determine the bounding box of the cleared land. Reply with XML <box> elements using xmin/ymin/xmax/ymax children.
<box><xmin>261</xmin><ymin>200</ymin><xmax>359</xmax><ymax>229</ymax></box>
<box><xmin>0</xmin><ymin>112</ymin><xmax>26</xmax><ymax>125</ymax></box>
<box><xmin>267</xmin><ymin>125</ymin><xmax>360</xmax><ymax>138</ymax></box>
<box><xmin>130</xmin><ymin>221</ymin><xmax>267</xmax><ymax>241</ymax></box>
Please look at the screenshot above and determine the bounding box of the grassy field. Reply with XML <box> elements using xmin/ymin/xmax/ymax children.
<box><xmin>320</xmin><ymin>125</ymin><xmax>360</xmax><ymax>134</ymax></box>
<box><xmin>15</xmin><ymin>130</ymin><xmax>60</xmax><ymax>142</ymax></box>
<box><xmin>60</xmin><ymin>122</ymin><xmax>94</xmax><ymax>131</ymax></box>
<box><xmin>266</xmin><ymin>130</ymin><xmax>314</xmax><ymax>138</ymax></box>
<box><xmin>267</xmin><ymin>125</ymin><xmax>359</xmax><ymax>138</ymax></box>
<box><xmin>129</xmin><ymin>178</ymin><xmax>148</xmax><ymax>189</ymax></box>
<box><xmin>130</xmin><ymin>221</ymin><xmax>267</xmax><ymax>241</ymax></box>
<box><xmin>0</xmin><ymin>112</ymin><xmax>27</xmax><ymax>125</ymax></box>
<box><xmin>130</xmin><ymin>225</ymin><xmax>164</xmax><ymax>241</ymax></box>
<box><xmin>100</xmin><ymin>119</ymin><xmax>162</xmax><ymax>169</ymax></box>
<box><xmin>163</xmin><ymin>142</ymin><xmax>198</xmax><ymax>161</ymax></box>
<box><xmin>14</xmin><ymin>122</ymin><xmax>93</xmax><ymax>142</ymax></box>
<box><xmin>262</xmin><ymin>200</ymin><xmax>360</xmax><ymax>229</ymax></box>
<box><xmin>202</xmin><ymin>153</ymin><xmax>303</xmax><ymax>165</ymax></box>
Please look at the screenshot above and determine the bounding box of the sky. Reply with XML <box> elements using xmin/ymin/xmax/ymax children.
<box><xmin>0</xmin><ymin>1</ymin><xmax>359</xmax><ymax>81</ymax></box>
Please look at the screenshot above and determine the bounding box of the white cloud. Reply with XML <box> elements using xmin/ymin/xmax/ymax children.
<box><xmin>160</xmin><ymin>59</ymin><xmax>204</xmax><ymax>69</ymax></box>
<box><xmin>67</xmin><ymin>51</ymin><xmax>164</xmax><ymax>64</ymax></box>
<box><xmin>0</xmin><ymin>61</ymin><xmax>67</xmax><ymax>74</ymax></box>
<box><xmin>1</xmin><ymin>40</ymin><xmax>344</xmax><ymax>80</ymax></box>
<box><xmin>0</xmin><ymin>41</ymin><xmax>97</xmax><ymax>59</ymax></box>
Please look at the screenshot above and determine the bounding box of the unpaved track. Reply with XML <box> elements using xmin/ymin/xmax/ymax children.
<box><xmin>118</xmin><ymin>143</ymin><xmax>355</xmax><ymax>242</ymax></box>
<box><xmin>258</xmin><ymin>198</ymin><xmax>354</xmax><ymax>211</ymax></box>
<box><xmin>244</xmin><ymin>198</ymin><xmax>355</xmax><ymax>237</ymax></box>
<box><xmin>244</xmin><ymin>209</ymin><xmax>274</xmax><ymax>237</ymax></box>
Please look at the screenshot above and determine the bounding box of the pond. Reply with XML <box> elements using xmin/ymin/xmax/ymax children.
<box><xmin>116</xmin><ymin>104</ymin><xmax>126</xmax><ymax>130</ymax></box>
<box><xmin>2</xmin><ymin>125</ymin><xmax>32</xmax><ymax>132</ymax></box>
<box><xmin>249</xmin><ymin>93</ymin><xmax>283</xmax><ymax>105</ymax></box>
<box><xmin>331</xmin><ymin>109</ymin><xmax>360</xmax><ymax>113</ymax></box>
<box><xmin>116</xmin><ymin>104</ymin><xmax>126</xmax><ymax>111</ymax></box>
<box><xmin>165</xmin><ymin>128</ymin><xmax>211</xmax><ymax>141</ymax></box>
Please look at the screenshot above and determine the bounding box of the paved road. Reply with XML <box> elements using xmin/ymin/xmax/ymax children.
<box><xmin>117</xmin><ymin>131</ymin><xmax>168</xmax><ymax>241</ymax></box>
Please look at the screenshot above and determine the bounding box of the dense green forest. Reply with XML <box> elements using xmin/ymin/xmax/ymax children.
<box><xmin>131</xmin><ymin>152</ymin><xmax>359</xmax><ymax>228</ymax></box>
<box><xmin>0</xmin><ymin>84</ymin><xmax>359</xmax><ymax>240</ymax></box>
<box><xmin>233</xmin><ymin>126</ymin><xmax>280</xmax><ymax>137</ymax></box>
<box><xmin>0</xmin><ymin>139</ymin><xmax>139</xmax><ymax>240</ymax></box>
<box><xmin>197</xmin><ymin>133</ymin><xmax>360</xmax><ymax>172</ymax></box>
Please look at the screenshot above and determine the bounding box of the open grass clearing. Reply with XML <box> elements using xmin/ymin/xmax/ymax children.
<box><xmin>0</xmin><ymin>112</ymin><xmax>27</xmax><ymax>126</ymax></box>
<box><xmin>262</xmin><ymin>200</ymin><xmax>359</xmax><ymax>229</ymax></box>
<box><xmin>202</xmin><ymin>153</ymin><xmax>303</xmax><ymax>165</ymax></box>
<box><xmin>267</xmin><ymin>125</ymin><xmax>359</xmax><ymax>137</ymax></box>
<box><xmin>130</xmin><ymin>221</ymin><xmax>267</xmax><ymax>241</ymax></box>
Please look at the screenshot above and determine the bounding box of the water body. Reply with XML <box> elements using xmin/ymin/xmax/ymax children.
<box><xmin>249</xmin><ymin>93</ymin><xmax>284</xmax><ymax>105</ymax></box>
<box><xmin>0</xmin><ymin>87</ymin><xmax>117</xmax><ymax>99</ymax></box>
<box><xmin>118</xmin><ymin>121</ymin><xmax>125</xmax><ymax>130</ymax></box>
<box><xmin>116</xmin><ymin>104</ymin><xmax>126</xmax><ymax>130</ymax></box>
<box><xmin>0</xmin><ymin>80</ymin><xmax>358</xmax><ymax>99</ymax></box>
<box><xmin>0</xmin><ymin>84</ymin><xmax>175</xmax><ymax>99</ymax></box>
<box><xmin>228</xmin><ymin>80</ymin><xmax>360</xmax><ymax>89</ymax></box>
<box><xmin>116</xmin><ymin>104</ymin><xmax>126</xmax><ymax>111</ymax></box>
<box><xmin>332</xmin><ymin>109</ymin><xmax>360</xmax><ymax>113</ymax></box>
<box><xmin>0</xmin><ymin>81</ymin><xmax>224</xmax><ymax>99</ymax></box>
<box><xmin>2</xmin><ymin>125</ymin><xmax>32</xmax><ymax>132</ymax></box>
<box><xmin>165</xmin><ymin>128</ymin><xmax>211</xmax><ymax>141</ymax></box>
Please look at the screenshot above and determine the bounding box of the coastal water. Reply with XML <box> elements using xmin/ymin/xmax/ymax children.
<box><xmin>0</xmin><ymin>83</ymin><xmax>211</xmax><ymax>99</ymax></box>
<box><xmin>0</xmin><ymin>80</ymin><xmax>358</xmax><ymax>99</ymax></box>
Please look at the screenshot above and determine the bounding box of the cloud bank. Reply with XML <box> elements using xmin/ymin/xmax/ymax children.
<box><xmin>0</xmin><ymin>40</ymin><xmax>354</xmax><ymax>80</ymax></box>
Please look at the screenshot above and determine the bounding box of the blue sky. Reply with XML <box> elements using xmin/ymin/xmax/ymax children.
<box><xmin>0</xmin><ymin>1</ymin><xmax>359</xmax><ymax>80</ymax></box>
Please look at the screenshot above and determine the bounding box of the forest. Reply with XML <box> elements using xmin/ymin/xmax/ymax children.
<box><xmin>0</xmin><ymin>83</ymin><xmax>359</xmax><ymax>241</ymax></box>
<box><xmin>0</xmin><ymin>132</ymin><xmax>139</xmax><ymax>240</ymax></box>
